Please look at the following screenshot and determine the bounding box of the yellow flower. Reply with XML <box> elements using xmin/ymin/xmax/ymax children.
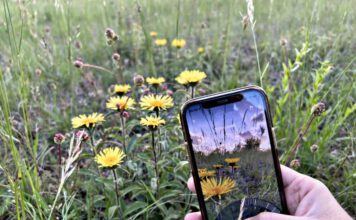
<box><xmin>106</xmin><ymin>96</ymin><xmax>135</xmax><ymax>111</ymax></box>
<box><xmin>175</xmin><ymin>70</ymin><xmax>207</xmax><ymax>86</ymax></box>
<box><xmin>140</xmin><ymin>115</ymin><xmax>165</xmax><ymax>128</ymax></box>
<box><xmin>171</xmin><ymin>38</ymin><xmax>186</xmax><ymax>49</ymax></box>
<box><xmin>154</xmin><ymin>38</ymin><xmax>167</xmax><ymax>46</ymax></box>
<box><xmin>71</xmin><ymin>113</ymin><xmax>105</xmax><ymax>129</ymax></box>
<box><xmin>224</xmin><ymin>157</ymin><xmax>240</xmax><ymax>165</ymax></box>
<box><xmin>198</xmin><ymin>169</ymin><xmax>215</xmax><ymax>178</ymax></box>
<box><xmin>114</xmin><ymin>84</ymin><xmax>131</xmax><ymax>95</ymax></box>
<box><xmin>146</xmin><ymin>77</ymin><xmax>165</xmax><ymax>86</ymax></box>
<box><xmin>95</xmin><ymin>147</ymin><xmax>126</xmax><ymax>168</ymax></box>
<box><xmin>150</xmin><ymin>31</ymin><xmax>158</xmax><ymax>37</ymax></box>
<box><xmin>213</xmin><ymin>164</ymin><xmax>224</xmax><ymax>169</ymax></box>
<box><xmin>201</xmin><ymin>177</ymin><xmax>236</xmax><ymax>200</ymax></box>
<box><xmin>197</xmin><ymin>47</ymin><xmax>205</xmax><ymax>53</ymax></box>
<box><xmin>140</xmin><ymin>94</ymin><xmax>173</xmax><ymax>111</ymax></box>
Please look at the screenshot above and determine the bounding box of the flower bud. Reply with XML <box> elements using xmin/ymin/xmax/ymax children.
<box><xmin>166</xmin><ymin>90</ymin><xmax>174</xmax><ymax>96</ymax></box>
<box><xmin>54</xmin><ymin>133</ymin><xmax>65</xmax><ymax>144</ymax></box>
<box><xmin>75</xmin><ymin>130</ymin><xmax>89</xmax><ymax>142</ymax></box>
<box><xmin>311</xmin><ymin>102</ymin><xmax>326</xmax><ymax>116</ymax></box>
<box><xmin>112</xmin><ymin>53</ymin><xmax>120</xmax><ymax>62</ymax></box>
<box><xmin>74</xmin><ymin>60</ymin><xmax>84</xmax><ymax>69</ymax></box>
<box><xmin>122</xmin><ymin>111</ymin><xmax>130</xmax><ymax>118</ymax></box>
<box><xmin>35</xmin><ymin>68</ymin><xmax>42</xmax><ymax>77</ymax></box>
<box><xmin>280</xmin><ymin>38</ymin><xmax>288</xmax><ymax>47</ymax></box>
<box><xmin>310</xmin><ymin>144</ymin><xmax>318</xmax><ymax>153</ymax></box>
<box><xmin>133</xmin><ymin>75</ymin><xmax>145</xmax><ymax>87</ymax></box>
<box><xmin>290</xmin><ymin>159</ymin><xmax>300</xmax><ymax>169</ymax></box>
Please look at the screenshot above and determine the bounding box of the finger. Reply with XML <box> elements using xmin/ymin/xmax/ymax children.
<box><xmin>280</xmin><ymin>165</ymin><xmax>316</xmax><ymax>188</ymax></box>
<box><xmin>246</xmin><ymin>212</ymin><xmax>300</xmax><ymax>220</ymax></box>
<box><xmin>184</xmin><ymin>212</ymin><xmax>202</xmax><ymax>220</ymax></box>
<box><xmin>187</xmin><ymin>176</ymin><xmax>196</xmax><ymax>192</ymax></box>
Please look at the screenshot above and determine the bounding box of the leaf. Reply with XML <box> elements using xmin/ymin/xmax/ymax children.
<box><xmin>124</xmin><ymin>201</ymin><xmax>147</xmax><ymax>217</ymax></box>
<box><xmin>108</xmin><ymin>205</ymin><xmax>119</xmax><ymax>220</ymax></box>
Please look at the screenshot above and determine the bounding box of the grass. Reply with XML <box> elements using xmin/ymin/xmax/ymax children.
<box><xmin>0</xmin><ymin>0</ymin><xmax>355</xmax><ymax>219</ymax></box>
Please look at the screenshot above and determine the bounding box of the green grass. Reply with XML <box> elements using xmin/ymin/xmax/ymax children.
<box><xmin>0</xmin><ymin>0</ymin><xmax>355</xmax><ymax>219</ymax></box>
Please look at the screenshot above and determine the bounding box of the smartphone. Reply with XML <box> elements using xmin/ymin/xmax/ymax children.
<box><xmin>180</xmin><ymin>86</ymin><xmax>288</xmax><ymax>220</ymax></box>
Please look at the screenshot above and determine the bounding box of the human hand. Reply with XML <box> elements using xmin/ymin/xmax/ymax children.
<box><xmin>184</xmin><ymin>165</ymin><xmax>352</xmax><ymax>220</ymax></box>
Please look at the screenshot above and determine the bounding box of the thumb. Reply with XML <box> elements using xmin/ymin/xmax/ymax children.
<box><xmin>246</xmin><ymin>212</ymin><xmax>301</xmax><ymax>220</ymax></box>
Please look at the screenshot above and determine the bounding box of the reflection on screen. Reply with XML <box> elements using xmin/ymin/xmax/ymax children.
<box><xmin>186</xmin><ymin>90</ymin><xmax>282</xmax><ymax>220</ymax></box>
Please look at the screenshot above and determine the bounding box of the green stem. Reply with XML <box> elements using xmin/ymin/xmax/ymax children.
<box><xmin>191</xmin><ymin>86</ymin><xmax>195</xmax><ymax>99</ymax></box>
<box><xmin>151</xmin><ymin>130</ymin><xmax>160</xmax><ymax>198</ymax></box>
<box><xmin>112</xmin><ymin>169</ymin><xmax>123</xmax><ymax>220</ymax></box>
<box><xmin>120</xmin><ymin>115</ymin><xmax>127</xmax><ymax>155</ymax></box>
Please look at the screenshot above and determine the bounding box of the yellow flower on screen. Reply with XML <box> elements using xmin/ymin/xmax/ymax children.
<box><xmin>201</xmin><ymin>177</ymin><xmax>235</xmax><ymax>200</ymax></box>
<box><xmin>224</xmin><ymin>157</ymin><xmax>240</xmax><ymax>165</ymax></box>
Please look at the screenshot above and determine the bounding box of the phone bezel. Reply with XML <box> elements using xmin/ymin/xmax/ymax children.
<box><xmin>180</xmin><ymin>85</ymin><xmax>289</xmax><ymax>219</ymax></box>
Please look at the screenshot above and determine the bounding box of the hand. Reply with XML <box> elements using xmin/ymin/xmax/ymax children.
<box><xmin>184</xmin><ymin>165</ymin><xmax>352</xmax><ymax>220</ymax></box>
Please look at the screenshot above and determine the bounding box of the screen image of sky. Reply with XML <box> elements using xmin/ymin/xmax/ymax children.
<box><xmin>186</xmin><ymin>91</ymin><xmax>271</xmax><ymax>156</ymax></box>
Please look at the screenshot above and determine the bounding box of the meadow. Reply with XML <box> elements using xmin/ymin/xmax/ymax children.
<box><xmin>0</xmin><ymin>0</ymin><xmax>355</xmax><ymax>219</ymax></box>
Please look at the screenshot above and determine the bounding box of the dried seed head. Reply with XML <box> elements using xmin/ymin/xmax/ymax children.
<box><xmin>54</xmin><ymin>133</ymin><xmax>65</xmax><ymax>144</ymax></box>
<box><xmin>75</xmin><ymin>41</ymin><xmax>82</xmax><ymax>49</ymax></box>
<box><xmin>112</xmin><ymin>53</ymin><xmax>121</xmax><ymax>62</ymax></box>
<box><xmin>290</xmin><ymin>159</ymin><xmax>300</xmax><ymax>169</ymax></box>
<box><xmin>105</xmin><ymin>28</ymin><xmax>116</xmax><ymax>39</ymax></box>
<box><xmin>122</xmin><ymin>111</ymin><xmax>130</xmax><ymax>118</ymax></box>
<box><xmin>310</xmin><ymin>144</ymin><xmax>318</xmax><ymax>153</ymax></box>
<box><xmin>242</xmin><ymin>15</ymin><xmax>249</xmax><ymax>30</ymax></box>
<box><xmin>35</xmin><ymin>68</ymin><xmax>42</xmax><ymax>76</ymax></box>
<box><xmin>133</xmin><ymin>75</ymin><xmax>145</xmax><ymax>87</ymax></box>
<box><xmin>311</xmin><ymin>102</ymin><xmax>326</xmax><ymax>116</ymax></box>
<box><xmin>280</xmin><ymin>38</ymin><xmax>288</xmax><ymax>47</ymax></box>
<box><xmin>74</xmin><ymin>60</ymin><xmax>84</xmax><ymax>69</ymax></box>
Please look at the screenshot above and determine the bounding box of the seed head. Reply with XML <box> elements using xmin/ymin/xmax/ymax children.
<box><xmin>35</xmin><ymin>68</ymin><xmax>42</xmax><ymax>76</ymax></box>
<box><xmin>74</xmin><ymin>60</ymin><xmax>84</xmax><ymax>69</ymax></box>
<box><xmin>54</xmin><ymin>133</ymin><xmax>65</xmax><ymax>144</ymax></box>
<box><xmin>310</xmin><ymin>144</ymin><xmax>318</xmax><ymax>153</ymax></box>
<box><xmin>311</xmin><ymin>102</ymin><xmax>326</xmax><ymax>116</ymax></box>
<box><xmin>290</xmin><ymin>159</ymin><xmax>300</xmax><ymax>169</ymax></box>
<box><xmin>242</xmin><ymin>15</ymin><xmax>249</xmax><ymax>30</ymax></box>
<box><xmin>280</xmin><ymin>38</ymin><xmax>288</xmax><ymax>47</ymax></box>
<box><xmin>112</xmin><ymin>53</ymin><xmax>121</xmax><ymax>62</ymax></box>
<box><xmin>133</xmin><ymin>75</ymin><xmax>145</xmax><ymax>87</ymax></box>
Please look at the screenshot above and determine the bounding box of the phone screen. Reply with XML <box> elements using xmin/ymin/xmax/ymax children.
<box><xmin>184</xmin><ymin>90</ymin><xmax>283</xmax><ymax>219</ymax></box>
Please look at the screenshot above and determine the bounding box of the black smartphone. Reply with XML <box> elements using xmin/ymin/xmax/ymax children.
<box><xmin>180</xmin><ymin>86</ymin><xmax>288</xmax><ymax>220</ymax></box>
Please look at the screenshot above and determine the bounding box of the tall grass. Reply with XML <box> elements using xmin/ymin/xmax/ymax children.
<box><xmin>0</xmin><ymin>0</ymin><xmax>355</xmax><ymax>218</ymax></box>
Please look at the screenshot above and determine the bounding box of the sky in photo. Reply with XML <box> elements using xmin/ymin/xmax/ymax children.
<box><xmin>186</xmin><ymin>91</ymin><xmax>271</xmax><ymax>155</ymax></box>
